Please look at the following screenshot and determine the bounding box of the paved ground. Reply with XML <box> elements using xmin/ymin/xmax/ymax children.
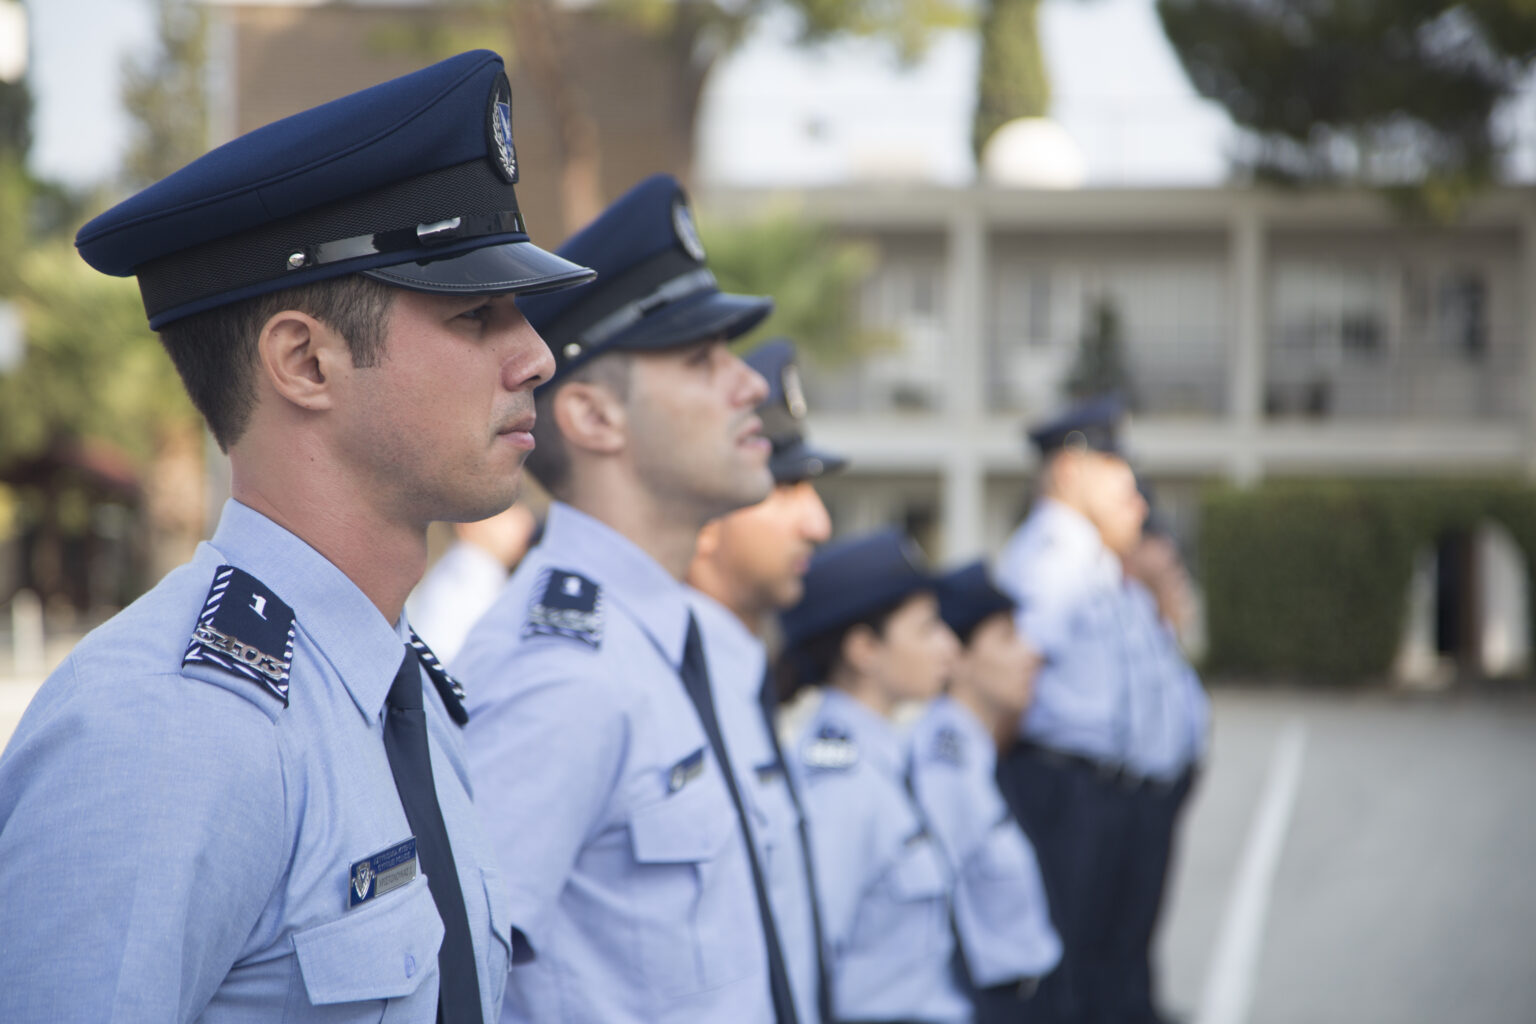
<box><xmin>3</xmin><ymin>667</ymin><xmax>1535</xmax><ymax>1023</ymax></box>
<box><xmin>1159</xmin><ymin>686</ymin><xmax>1536</xmax><ymax>1024</ymax></box>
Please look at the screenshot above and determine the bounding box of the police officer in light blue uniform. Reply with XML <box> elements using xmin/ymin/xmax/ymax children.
<box><xmin>1108</xmin><ymin>511</ymin><xmax>1210</xmax><ymax>1024</ymax></box>
<box><xmin>0</xmin><ymin>51</ymin><xmax>593</xmax><ymax>1022</ymax></box>
<box><xmin>689</xmin><ymin>337</ymin><xmax>850</xmax><ymax>1024</ymax></box>
<box><xmin>910</xmin><ymin>562</ymin><xmax>1062</xmax><ymax>1023</ymax></box>
<box><xmin>455</xmin><ymin>175</ymin><xmax>799</xmax><ymax>1023</ymax></box>
<box><xmin>993</xmin><ymin>394</ymin><xmax>1148</xmax><ymax>1024</ymax></box>
<box><xmin>779</xmin><ymin>530</ymin><xmax>971</xmax><ymax>1024</ymax></box>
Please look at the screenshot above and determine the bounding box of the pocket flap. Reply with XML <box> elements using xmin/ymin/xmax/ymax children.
<box><xmin>294</xmin><ymin>876</ymin><xmax>444</xmax><ymax>1005</ymax></box>
<box><xmin>630</xmin><ymin>769</ymin><xmax>734</xmax><ymax>864</ymax></box>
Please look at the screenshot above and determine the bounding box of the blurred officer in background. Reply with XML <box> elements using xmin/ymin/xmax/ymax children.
<box><xmin>0</xmin><ymin>51</ymin><xmax>593</xmax><ymax>1022</ymax></box>
<box><xmin>1110</xmin><ymin>514</ymin><xmax>1210</xmax><ymax>1024</ymax></box>
<box><xmin>778</xmin><ymin>529</ymin><xmax>970</xmax><ymax>1024</ymax></box>
<box><xmin>454</xmin><ymin>174</ymin><xmax>801</xmax><ymax>1023</ymax></box>
<box><xmin>408</xmin><ymin>502</ymin><xmax>540</xmax><ymax>662</ymax></box>
<box><xmin>992</xmin><ymin>394</ymin><xmax>1146</xmax><ymax>1024</ymax></box>
<box><xmin>909</xmin><ymin>562</ymin><xmax>1062</xmax><ymax>1023</ymax></box>
<box><xmin>687</xmin><ymin>337</ymin><xmax>849</xmax><ymax>1024</ymax></box>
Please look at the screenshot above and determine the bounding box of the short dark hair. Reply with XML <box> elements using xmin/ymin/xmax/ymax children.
<box><xmin>525</xmin><ymin>352</ymin><xmax>632</xmax><ymax>500</ymax></box>
<box><xmin>156</xmin><ymin>274</ymin><xmax>396</xmax><ymax>452</ymax></box>
<box><xmin>771</xmin><ymin>595</ymin><xmax>908</xmax><ymax>705</ymax></box>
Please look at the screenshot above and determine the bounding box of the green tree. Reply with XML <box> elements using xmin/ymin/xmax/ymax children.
<box><xmin>971</xmin><ymin>0</ymin><xmax>1050</xmax><ymax>162</ymax></box>
<box><xmin>1156</xmin><ymin>0</ymin><xmax>1536</xmax><ymax>216</ymax></box>
<box><xmin>700</xmin><ymin>208</ymin><xmax>886</xmax><ymax>367</ymax></box>
<box><xmin>393</xmin><ymin>0</ymin><xmax>966</xmax><ymax>232</ymax></box>
<box><xmin>1064</xmin><ymin>297</ymin><xmax>1133</xmax><ymax>403</ymax></box>
<box><xmin>120</xmin><ymin>0</ymin><xmax>209</xmax><ymax>188</ymax></box>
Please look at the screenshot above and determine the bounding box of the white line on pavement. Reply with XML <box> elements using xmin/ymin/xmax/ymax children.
<box><xmin>1195</xmin><ymin>717</ymin><xmax>1309</xmax><ymax>1024</ymax></box>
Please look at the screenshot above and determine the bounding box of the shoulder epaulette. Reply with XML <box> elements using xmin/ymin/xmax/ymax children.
<box><xmin>803</xmin><ymin>722</ymin><xmax>859</xmax><ymax>772</ymax></box>
<box><xmin>524</xmin><ymin>568</ymin><xmax>603</xmax><ymax>649</ymax></box>
<box><xmin>930</xmin><ymin>724</ymin><xmax>966</xmax><ymax>767</ymax></box>
<box><xmin>409</xmin><ymin>631</ymin><xmax>468</xmax><ymax>726</ymax></box>
<box><xmin>183</xmin><ymin>565</ymin><xmax>296</xmax><ymax>706</ymax></box>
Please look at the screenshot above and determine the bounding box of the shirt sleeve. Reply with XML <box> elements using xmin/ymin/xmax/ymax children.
<box><xmin>461</xmin><ymin>645</ymin><xmax>629</xmax><ymax>955</ymax></box>
<box><xmin>800</xmin><ymin>767</ymin><xmax>880</xmax><ymax>951</ymax></box>
<box><xmin>0</xmin><ymin>661</ymin><xmax>287</xmax><ymax>1023</ymax></box>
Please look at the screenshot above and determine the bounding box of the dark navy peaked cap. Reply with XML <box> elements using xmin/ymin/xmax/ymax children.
<box><xmin>1027</xmin><ymin>392</ymin><xmax>1127</xmax><ymax>457</ymax></box>
<box><xmin>936</xmin><ymin>561</ymin><xmax>1017</xmax><ymax>643</ymax></box>
<box><xmin>518</xmin><ymin>174</ymin><xmax>772</xmax><ymax>383</ymax></box>
<box><xmin>779</xmin><ymin>528</ymin><xmax>935</xmax><ymax>650</ymax></box>
<box><xmin>76</xmin><ymin>50</ymin><xmax>594</xmax><ymax>328</ymax></box>
<box><xmin>744</xmin><ymin>337</ymin><xmax>848</xmax><ymax>484</ymax></box>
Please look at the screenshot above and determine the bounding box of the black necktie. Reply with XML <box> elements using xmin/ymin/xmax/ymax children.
<box><xmin>760</xmin><ymin>668</ymin><xmax>834</xmax><ymax>1024</ymax></box>
<box><xmin>385</xmin><ymin>647</ymin><xmax>483</xmax><ymax>1024</ymax></box>
<box><xmin>679</xmin><ymin>615</ymin><xmax>800</xmax><ymax>1024</ymax></box>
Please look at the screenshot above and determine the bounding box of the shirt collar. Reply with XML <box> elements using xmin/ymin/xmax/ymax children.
<box><xmin>540</xmin><ymin>502</ymin><xmax>692</xmax><ymax>666</ymax></box>
<box><xmin>821</xmin><ymin>688</ymin><xmax>905</xmax><ymax>779</ymax></box>
<box><xmin>686</xmin><ymin>587</ymin><xmax>767</xmax><ymax>699</ymax></box>
<box><xmin>208</xmin><ymin>499</ymin><xmax>404</xmax><ymax>722</ymax></box>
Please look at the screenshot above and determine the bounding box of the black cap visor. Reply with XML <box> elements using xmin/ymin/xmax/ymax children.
<box><xmin>364</xmin><ymin>237</ymin><xmax>596</xmax><ymax>298</ymax></box>
<box><xmin>604</xmin><ymin>287</ymin><xmax>772</xmax><ymax>354</ymax></box>
<box><xmin>770</xmin><ymin>438</ymin><xmax>848</xmax><ymax>484</ymax></box>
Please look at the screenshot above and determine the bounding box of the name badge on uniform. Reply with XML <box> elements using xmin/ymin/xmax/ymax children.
<box><xmin>349</xmin><ymin>837</ymin><xmax>418</xmax><ymax>908</ymax></box>
<box><xmin>754</xmin><ymin>758</ymin><xmax>785</xmax><ymax>784</ymax></box>
<box><xmin>667</xmin><ymin>748</ymin><xmax>705</xmax><ymax>793</ymax></box>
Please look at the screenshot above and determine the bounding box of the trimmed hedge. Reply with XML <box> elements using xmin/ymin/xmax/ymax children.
<box><xmin>1199</xmin><ymin>480</ymin><xmax>1536</xmax><ymax>682</ymax></box>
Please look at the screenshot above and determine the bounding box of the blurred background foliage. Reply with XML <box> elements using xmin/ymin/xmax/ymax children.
<box><xmin>1156</xmin><ymin>0</ymin><xmax>1536</xmax><ymax>218</ymax></box>
<box><xmin>1201</xmin><ymin>480</ymin><xmax>1536</xmax><ymax>681</ymax></box>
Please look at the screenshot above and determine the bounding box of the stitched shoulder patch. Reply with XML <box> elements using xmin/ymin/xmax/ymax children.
<box><xmin>183</xmin><ymin>565</ymin><xmax>296</xmax><ymax>706</ymax></box>
<box><xmin>803</xmin><ymin>722</ymin><xmax>859</xmax><ymax>772</ymax></box>
<box><xmin>930</xmin><ymin>724</ymin><xmax>966</xmax><ymax>767</ymax></box>
<box><xmin>523</xmin><ymin>568</ymin><xmax>603</xmax><ymax>649</ymax></box>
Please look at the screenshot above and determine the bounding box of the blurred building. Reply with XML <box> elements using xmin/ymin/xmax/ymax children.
<box><xmin>700</xmin><ymin>183</ymin><xmax>1536</xmax><ymax>571</ymax></box>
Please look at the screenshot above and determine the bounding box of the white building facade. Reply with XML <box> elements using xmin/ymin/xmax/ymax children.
<box><xmin>703</xmin><ymin>184</ymin><xmax>1536</xmax><ymax>566</ymax></box>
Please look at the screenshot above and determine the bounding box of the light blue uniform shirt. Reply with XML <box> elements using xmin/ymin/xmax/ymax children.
<box><xmin>690</xmin><ymin>588</ymin><xmax>823</xmax><ymax>1024</ymax></box>
<box><xmin>792</xmin><ymin>689</ymin><xmax>972</xmax><ymax>1024</ymax></box>
<box><xmin>1120</xmin><ymin>581</ymin><xmax>1209</xmax><ymax>780</ymax></box>
<box><xmin>456</xmin><ymin>502</ymin><xmax>773</xmax><ymax>1024</ymax></box>
<box><xmin>908</xmin><ymin>698</ymin><xmax>1062</xmax><ymax>987</ymax></box>
<box><xmin>995</xmin><ymin>499</ymin><xmax>1131</xmax><ymax>764</ymax></box>
<box><xmin>0</xmin><ymin>499</ymin><xmax>516</xmax><ymax>1023</ymax></box>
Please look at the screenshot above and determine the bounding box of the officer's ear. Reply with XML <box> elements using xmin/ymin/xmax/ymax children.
<box><xmin>552</xmin><ymin>379</ymin><xmax>627</xmax><ymax>456</ymax></box>
<box><xmin>255</xmin><ymin>310</ymin><xmax>349</xmax><ymax>413</ymax></box>
<box><xmin>841</xmin><ymin>623</ymin><xmax>884</xmax><ymax>676</ymax></box>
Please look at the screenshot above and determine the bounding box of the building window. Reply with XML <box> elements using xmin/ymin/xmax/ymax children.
<box><xmin>1435</xmin><ymin>270</ymin><xmax>1487</xmax><ymax>358</ymax></box>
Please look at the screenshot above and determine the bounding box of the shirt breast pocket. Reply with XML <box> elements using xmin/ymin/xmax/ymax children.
<box><xmin>628</xmin><ymin>766</ymin><xmax>758</xmax><ymax>1002</ymax></box>
<box><xmin>289</xmin><ymin>875</ymin><xmax>444</xmax><ymax>1023</ymax></box>
<box><xmin>855</xmin><ymin>837</ymin><xmax>951</xmax><ymax>960</ymax></box>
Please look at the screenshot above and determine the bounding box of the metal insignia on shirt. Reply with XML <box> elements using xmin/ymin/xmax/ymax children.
<box><xmin>349</xmin><ymin>837</ymin><xmax>418</xmax><ymax>908</ymax></box>
<box><xmin>668</xmin><ymin>748</ymin><xmax>706</xmax><ymax>793</ymax></box>
<box><xmin>755</xmin><ymin>758</ymin><xmax>785</xmax><ymax>783</ymax></box>
<box><xmin>932</xmin><ymin>725</ymin><xmax>966</xmax><ymax>767</ymax></box>
<box><xmin>183</xmin><ymin>565</ymin><xmax>296</xmax><ymax>705</ymax></box>
<box><xmin>524</xmin><ymin>569</ymin><xmax>604</xmax><ymax>649</ymax></box>
<box><xmin>803</xmin><ymin>723</ymin><xmax>859</xmax><ymax>772</ymax></box>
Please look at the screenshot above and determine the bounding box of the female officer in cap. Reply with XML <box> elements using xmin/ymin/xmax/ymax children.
<box><xmin>777</xmin><ymin>529</ymin><xmax>970</xmax><ymax>1024</ymax></box>
<box><xmin>908</xmin><ymin>563</ymin><xmax>1063</xmax><ymax>1023</ymax></box>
